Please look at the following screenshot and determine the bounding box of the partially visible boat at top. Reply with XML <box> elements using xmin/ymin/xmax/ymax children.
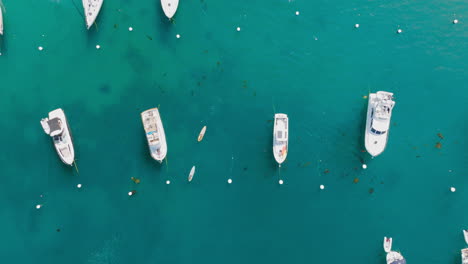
<box><xmin>0</xmin><ymin>8</ymin><xmax>4</xmax><ymax>36</ymax></box>
<box><xmin>273</xmin><ymin>113</ymin><xmax>288</xmax><ymax>167</ymax></box>
<box><xmin>383</xmin><ymin>237</ymin><xmax>406</xmax><ymax>264</ymax></box>
<box><xmin>82</xmin><ymin>0</ymin><xmax>103</xmax><ymax>29</ymax></box>
<box><xmin>141</xmin><ymin>108</ymin><xmax>167</xmax><ymax>163</ymax></box>
<box><xmin>198</xmin><ymin>126</ymin><xmax>206</xmax><ymax>142</ymax></box>
<box><xmin>461</xmin><ymin>230</ymin><xmax>468</xmax><ymax>264</ymax></box>
<box><xmin>188</xmin><ymin>166</ymin><xmax>195</xmax><ymax>182</ymax></box>
<box><xmin>365</xmin><ymin>91</ymin><xmax>395</xmax><ymax>157</ymax></box>
<box><xmin>160</xmin><ymin>0</ymin><xmax>179</xmax><ymax>19</ymax></box>
<box><xmin>40</xmin><ymin>108</ymin><xmax>75</xmax><ymax>166</ymax></box>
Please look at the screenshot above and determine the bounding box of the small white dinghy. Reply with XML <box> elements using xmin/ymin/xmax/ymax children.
<box><xmin>198</xmin><ymin>126</ymin><xmax>206</xmax><ymax>142</ymax></box>
<box><xmin>40</xmin><ymin>109</ymin><xmax>75</xmax><ymax>166</ymax></box>
<box><xmin>160</xmin><ymin>0</ymin><xmax>179</xmax><ymax>19</ymax></box>
<box><xmin>461</xmin><ymin>230</ymin><xmax>468</xmax><ymax>264</ymax></box>
<box><xmin>383</xmin><ymin>237</ymin><xmax>406</xmax><ymax>264</ymax></box>
<box><xmin>273</xmin><ymin>113</ymin><xmax>288</xmax><ymax>167</ymax></box>
<box><xmin>365</xmin><ymin>91</ymin><xmax>395</xmax><ymax>157</ymax></box>
<box><xmin>188</xmin><ymin>166</ymin><xmax>195</xmax><ymax>182</ymax></box>
<box><xmin>82</xmin><ymin>0</ymin><xmax>103</xmax><ymax>29</ymax></box>
<box><xmin>141</xmin><ymin>108</ymin><xmax>167</xmax><ymax>163</ymax></box>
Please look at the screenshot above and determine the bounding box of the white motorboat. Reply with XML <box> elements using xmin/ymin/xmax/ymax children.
<box><xmin>365</xmin><ymin>91</ymin><xmax>395</xmax><ymax>157</ymax></box>
<box><xmin>188</xmin><ymin>166</ymin><xmax>195</xmax><ymax>182</ymax></box>
<box><xmin>40</xmin><ymin>108</ymin><xmax>75</xmax><ymax>166</ymax></box>
<box><xmin>160</xmin><ymin>0</ymin><xmax>179</xmax><ymax>19</ymax></box>
<box><xmin>383</xmin><ymin>237</ymin><xmax>406</xmax><ymax>264</ymax></box>
<box><xmin>141</xmin><ymin>108</ymin><xmax>167</xmax><ymax>163</ymax></box>
<box><xmin>461</xmin><ymin>230</ymin><xmax>468</xmax><ymax>264</ymax></box>
<box><xmin>273</xmin><ymin>113</ymin><xmax>288</xmax><ymax>166</ymax></box>
<box><xmin>82</xmin><ymin>0</ymin><xmax>103</xmax><ymax>29</ymax></box>
<box><xmin>198</xmin><ymin>126</ymin><xmax>206</xmax><ymax>142</ymax></box>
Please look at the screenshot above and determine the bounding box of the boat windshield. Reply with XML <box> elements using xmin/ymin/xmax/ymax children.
<box><xmin>371</xmin><ymin>127</ymin><xmax>386</xmax><ymax>135</ymax></box>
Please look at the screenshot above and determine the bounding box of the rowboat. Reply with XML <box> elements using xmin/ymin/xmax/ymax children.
<box><xmin>198</xmin><ymin>126</ymin><xmax>206</xmax><ymax>142</ymax></box>
<box><xmin>188</xmin><ymin>166</ymin><xmax>195</xmax><ymax>182</ymax></box>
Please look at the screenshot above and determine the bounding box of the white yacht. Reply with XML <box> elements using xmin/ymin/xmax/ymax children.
<box><xmin>40</xmin><ymin>109</ymin><xmax>75</xmax><ymax>166</ymax></box>
<box><xmin>383</xmin><ymin>237</ymin><xmax>406</xmax><ymax>264</ymax></box>
<box><xmin>365</xmin><ymin>91</ymin><xmax>395</xmax><ymax>157</ymax></box>
<box><xmin>461</xmin><ymin>230</ymin><xmax>468</xmax><ymax>264</ymax></box>
<box><xmin>141</xmin><ymin>108</ymin><xmax>167</xmax><ymax>163</ymax></box>
<box><xmin>273</xmin><ymin>113</ymin><xmax>288</xmax><ymax>167</ymax></box>
<box><xmin>82</xmin><ymin>0</ymin><xmax>103</xmax><ymax>29</ymax></box>
<box><xmin>160</xmin><ymin>0</ymin><xmax>179</xmax><ymax>19</ymax></box>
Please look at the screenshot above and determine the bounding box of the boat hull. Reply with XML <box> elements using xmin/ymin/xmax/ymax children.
<box><xmin>0</xmin><ymin>9</ymin><xmax>3</xmax><ymax>36</ymax></box>
<box><xmin>198</xmin><ymin>126</ymin><xmax>206</xmax><ymax>142</ymax></box>
<box><xmin>46</xmin><ymin>109</ymin><xmax>75</xmax><ymax>166</ymax></box>
<box><xmin>386</xmin><ymin>251</ymin><xmax>406</xmax><ymax>264</ymax></box>
<box><xmin>462</xmin><ymin>248</ymin><xmax>468</xmax><ymax>264</ymax></box>
<box><xmin>273</xmin><ymin>113</ymin><xmax>288</xmax><ymax>165</ymax></box>
<box><xmin>364</xmin><ymin>92</ymin><xmax>392</xmax><ymax>157</ymax></box>
<box><xmin>82</xmin><ymin>0</ymin><xmax>104</xmax><ymax>29</ymax></box>
<box><xmin>141</xmin><ymin>108</ymin><xmax>167</xmax><ymax>162</ymax></box>
<box><xmin>161</xmin><ymin>0</ymin><xmax>179</xmax><ymax>19</ymax></box>
<box><xmin>188</xmin><ymin>166</ymin><xmax>195</xmax><ymax>182</ymax></box>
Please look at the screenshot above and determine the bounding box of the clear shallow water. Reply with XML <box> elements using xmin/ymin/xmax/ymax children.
<box><xmin>0</xmin><ymin>0</ymin><xmax>467</xmax><ymax>263</ymax></box>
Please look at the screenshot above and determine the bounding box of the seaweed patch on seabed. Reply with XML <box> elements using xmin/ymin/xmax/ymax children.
<box><xmin>99</xmin><ymin>84</ymin><xmax>111</xmax><ymax>94</ymax></box>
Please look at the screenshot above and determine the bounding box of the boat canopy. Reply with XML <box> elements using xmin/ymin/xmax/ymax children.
<box><xmin>276</xmin><ymin>130</ymin><xmax>287</xmax><ymax>141</ymax></box>
<box><xmin>48</xmin><ymin>118</ymin><xmax>63</xmax><ymax>137</ymax></box>
<box><xmin>371</xmin><ymin>118</ymin><xmax>390</xmax><ymax>132</ymax></box>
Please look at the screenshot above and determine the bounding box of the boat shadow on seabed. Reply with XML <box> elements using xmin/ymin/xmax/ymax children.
<box><xmin>154</xmin><ymin>1</ymin><xmax>176</xmax><ymax>44</ymax></box>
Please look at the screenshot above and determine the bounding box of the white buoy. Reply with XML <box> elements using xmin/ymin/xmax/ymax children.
<box><xmin>453</xmin><ymin>19</ymin><xmax>459</xmax><ymax>24</ymax></box>
<box><xmin>166</xmin><ymin>180</ymin><xmax>171</xmax><ymax>185</ymax></box>
<box><xmin>362</xmin><ymin>164</ymin><xmax>367</xmax><ymax>169</ymax></box>
<box><xmin>77</xmin><ymin>184</ymin><xmax>82</xmax><ymax>189</ymax></box>
<box><xmin>451</xmin><ymin>187</ymin><xmax>456</xmax><ymax>192</ymax></box>
<box><xmin>397</xmin><ymin>29</ymin><xmax>403</xmax><ymax>34</ymax></box>
<box><xmin>96</xmin><ymin>45</ymin><xmax>101</xmax><ymax>49</ymax></box>
<box><xmin>279</xmin><ymin>179</ymin><xmax>284</xmax><ymax>185</ymax></box>
<box><xmin>176</xmin><ymin>34</ymin><xmax>180</xmax><ymax>39</ymax></box>
<box><xmin>38</xmin><ymin>46</ymin><xmax>44</xmax><ymax>51</ymax></box>
<box><xmin>128</xmin><ymin>191</ymin><xmax>133</xmax><ymax>196</ymax></box>
<box><xmin>228</xmin><ymin>178</ymin><xmax>232</xmax><ymax>184</ymax></box>
<box><xmin>295</xmin><ymin>11</ymin><xmax>300</xmax><ymax>16</ymax></box>
<box><xmin>355</xmin><ymin>24</ymin><xmax>360</xmax><ymax>28</ymax></box>
<box><xmin>128</xmin><ymin>27</ymin><xmax>133</xmax><ymax>31</ymax></box>
<box><xmin>36</xmin><ymin>204</ymin><xmax>42</xmax><ymax>209</ymax></box>
<box><xmin>236</xmin><ymin>27</ymin><xmax>241</xmax><ymax>32</ymax></box>
<box><xmin>320</xmin><ymin>184</ymin><xmax>325</xmax><ymax>190</ymax></box>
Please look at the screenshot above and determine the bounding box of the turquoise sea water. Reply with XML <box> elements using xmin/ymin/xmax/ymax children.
<box><xmin>0</xmin><ymin>0</ymin><xmax>467</xmax><ymax>263</ymax></box>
